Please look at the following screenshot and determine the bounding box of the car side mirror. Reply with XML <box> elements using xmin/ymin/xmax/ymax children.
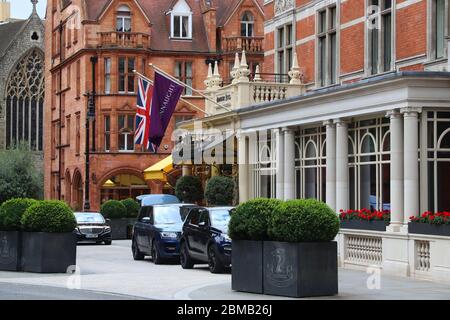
<box><xmin>198</xmin><ymin>221</ymin><xmax>207</xmax><ymax>228</ymax></box>
<box><xmin>141</xmin><ymin>217</ymin><xmax>152</xmax><ymax>224</ymax></box>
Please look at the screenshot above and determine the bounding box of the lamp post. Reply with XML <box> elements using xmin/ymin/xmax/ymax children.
<box><xmin>84</xmin><ymin>56</ymin><xmax>98</xmax><ymax>211</ymax></box>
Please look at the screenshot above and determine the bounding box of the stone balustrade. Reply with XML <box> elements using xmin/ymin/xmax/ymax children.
<box><xmin>97</xmin><ymin>31</ymin><xmax>151</xmax><ymax>49</ymax></box>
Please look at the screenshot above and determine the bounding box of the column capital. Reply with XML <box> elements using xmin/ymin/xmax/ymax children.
<box><xmin>281</xmin><ymin>127</ymin><xmax>296</xmax><ymax>133</ymax></box>
<box><xmin>334</xmin><ymin>118</ymin><xmax>349</xmax><ymax>127</ymax></box>
<box><xmin>400</xmin><ymin>107</ymin><xmax>422</xmax><ymax>117</ymax></box>
<box><xmin>386</xmin><ymin>109</ymin><xmax>402</xmax><ymax>119</ymax></box>
<box><xmin>323</xmin><ymin>120</ymin><xmax>335</xmax><ymax>127</ymax></box>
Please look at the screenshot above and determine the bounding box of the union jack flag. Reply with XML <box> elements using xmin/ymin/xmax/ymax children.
<box><xmin>135</xmin><ymin>77</ymin><xmax>157</xmax><ymax>153</ymax></box>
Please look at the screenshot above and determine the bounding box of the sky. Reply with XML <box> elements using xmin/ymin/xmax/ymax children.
<box><xmin>10</xmin><ymin>0</ymin><xmax>47</xmax><ymax>19</ymax></box>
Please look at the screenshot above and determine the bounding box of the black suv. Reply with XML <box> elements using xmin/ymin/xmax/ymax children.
<box><xmin>132</xmin><ymin>204</ymin><xmax>197</xmax><ymax>264</ymax></box>
<box><xmin>180</xmin><ymin>207</ymin><xmax>233</xmax><ymax>273</ymax></box>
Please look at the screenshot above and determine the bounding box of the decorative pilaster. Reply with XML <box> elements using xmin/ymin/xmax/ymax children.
<box><xmin>401</xmin><ymin>107</ymin><xmax>422</xmax><ymax>225</ymax></box>
<box><xmin>335</xmin><ymin>119</ymin><xmax>349</xmax><ymax>212</ymax></box>
<box><xmin>275</xmin><ymin>129</ymin><xmax>285</xmax><ymax>200</ymax></box>
<box><xmin>237</xmin><ymin>132</ymin><xmax>249</xmax><ymax>203</ymax></box>
<box><xmin>283</xmin><ymin>128</ymin><xmax>296</xmax><ymax>200</ymax></box>
<box><xmin>387</xmin><ymin>110</ymin><xmax>404</xmax><ymax>232</ymax></box>
<box><xmin>324</xmin><ymin>120</ymin><xmax>337</xmax><ymax>211</ymax></box>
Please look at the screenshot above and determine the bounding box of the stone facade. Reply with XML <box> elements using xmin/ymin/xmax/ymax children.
<box><xmin>0</xmin><ymin>4</ymin><xmax>45</xmax><ymax>154</ymax></box>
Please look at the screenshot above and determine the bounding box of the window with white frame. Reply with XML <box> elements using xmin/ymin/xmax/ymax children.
<box><xmin>276</xmin><ymin>24</ymin><xmax>293</xmax><ymax>79</ymax></box>
<box><xmin>118</xmin><ymin>114</ymin><xmax>135</xmax><ymax>152</ymax></box>
<box><xmin>430</xmin><ymin>0</ymin><xmax>448</xmax><ymax>60</ymax></box>
<box><xmin>241</xmin><ymin>12</ymin><xmax>254</xmax><ymax>37</ymax></box>
<box><xmin>251</xmin><ymin>130</ymin><xmax>276</xmax><ymax>199</ymax></box>
<box><xmin>116</xmin><ymin>5</ymin><xmax>132</xmax><ymax>32</ymax></box>
<box><xmin>348</xmin><ymin>118</ymin><xmax>391</xmax><ymax>211</ymax></box>
<box><xmin>104</xmin><ymin>58</ymin><xmax>111</xmax><ymax>94</ymax></box>
<box><xmin>424</xmin><ymin>111</ymin><xmax>450</xmax><ymax>212</ymax></box>
<box><xmin>118</xmin><ymin>57</ymin><xmax>135</xmax><ymax>93</ymax></box>
<box><xmin>171</xmin><ymin>0</ymin><xmax>193</xmax><ymax>39</ymax></box>
<box><xmin>175</xmin><ymin>61</ymin><xmax>193</xmax><ymax>95</ymax></box>
<box><xmin>104</xmin><ymin>115</ymin><xmax>111</xmax><ymax>152</ymax></box>
<box><xmin>295</xmin><ymin>127</ymin><xmax>327</xmax><ymax>201</ymax></box>
<box><xmin>317</xmin><ymin>6</ymin><xmax>338</xmax><ymax>87</ymax></box>
<box><xmin>367</xmin><ymin>0</ymin><xmax>393</xmax><ymax>75</ymax></box>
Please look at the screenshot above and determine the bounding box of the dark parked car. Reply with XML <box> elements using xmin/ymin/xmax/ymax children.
<box><xmin>132</xmin><ymin>204</ymin><xmax>197</xmax><ymax>264</ymax></box>
<box><xmin>74</xmin><ymin>212</ymin><xmax>112</xmax><ymax>245</ymax></box>
<box><xmin>180</xmin><ymin>207</ymin><xmax>233</xmax><ymax>273</ymax></box>
<box><xmin>136</xmin><ymin>194</ymin><xmax>180</xmax><ymax>206</ymax></box>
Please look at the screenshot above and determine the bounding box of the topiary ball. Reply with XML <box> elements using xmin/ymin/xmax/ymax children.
<box><xmin>100</xmin><ymin>200</ymin><xmax>127</xmax><ymax>219</ymax></box>
<box><xmin>228</xmin><ymin>198</ymin><xmax>282</xmax><ymax>241</ymax></box>
<box><xmin>205</xmin><ymin>176</ymin><xmax>235</xmax><ymax>206</ymax></box>
<box><xmin>0</xmin><ymin>198</ymin><xmax>37</xmax><ymax>231</ymax></box>
<box><xmin>175</xmin><ymin>176</ymin><xmax>203</xmax><ymax>203</ymax></box>
<box><xmin>121</xmin><ymin>198</ymin><xmax>140</xmax><ymax>218</ymax></box>
<box><xmin>21</xmin><ymin>200</ymin><xmax>77</xmax><ymax>233</ymax></box>
<box><xmin>269</xmin><ymin>199</ymin><xmax>340</xmax><ymax>243</ymax></box>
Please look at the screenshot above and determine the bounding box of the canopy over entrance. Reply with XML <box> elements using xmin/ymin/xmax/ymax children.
<box><xmin>144</xmin><ymin>156</ymin><xmax>174</xmax><ymax>182</ymax></box>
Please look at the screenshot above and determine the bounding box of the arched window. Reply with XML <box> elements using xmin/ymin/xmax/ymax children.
<box><xmin>5</xmin><ymin>49</ymin><xmax>44</xmax><ymax>150</ymax></box>
<box><xmin>241</xmin><ymin>12</ymin><xmax>254</xmax><ymax>37</ymax></box>
<box><xmin>116</xmin><ymin>5</ymin><xmax>131</xmax><ymax>32</ymax></box>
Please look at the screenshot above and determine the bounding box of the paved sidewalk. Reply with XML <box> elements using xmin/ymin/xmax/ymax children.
<box><xmin>0</xmin><ymin>240</ymin><xmax>449</xmax><ymax>300</ymax></box>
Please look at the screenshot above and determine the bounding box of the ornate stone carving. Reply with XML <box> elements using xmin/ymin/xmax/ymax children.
<box><xmin>275</xmin><ymin>0</ymin><xmax>294</xmax><ymax>16</ymax></box>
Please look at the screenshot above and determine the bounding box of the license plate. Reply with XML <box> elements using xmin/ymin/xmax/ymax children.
<box><xmin>86</xmin><ymin>234</ymin><xmax>98</xmax><ymax>239</ymax></box>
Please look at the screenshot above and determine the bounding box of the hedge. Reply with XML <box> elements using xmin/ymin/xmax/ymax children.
<box><xmin>205</xmin><ymin>176</ymin><xmax>235</xmax><ymax>206</ymax></box>
<box><xmin>268</xmin><ymin>199</ymin><xmax>340</xmax><ymax>242</ymax></box>
<box><xmin>0</xmin><ymin>198</ymin><xmax>37</xmax><ymax>231</ymax></box>
<box><xmin>21</xmin><ymin>200</ymin><xmax>77</xmax><ymax>233</ymax></box>
<box><xmin>100</xmin><ymin>200</ymin><xmax>127</xmax><ymax>219</ymax></box>
<box><xmin>175</xmin><ymin>176</ymin><xmax>203</xmax><ymax>203</ymax></box>
<box><xmin>121</xmin><ymin>198</ymin><xmax>140</xmax><ymax>218</ymax></box>
<box><xmin>228</xmin><ymin>198</ymin><xmax>282</xmax><ymax>241</ymax></box>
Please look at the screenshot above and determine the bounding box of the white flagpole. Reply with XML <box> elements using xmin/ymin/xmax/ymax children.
<box><xmin>132</xmin><ymin>70</ymin><xmax>212</xmax><ymax>117</ymax></box>
<box><xmin>149</xmin><ymin>63</ymin><xmax>233</xmax><ymax>113</ymax></box>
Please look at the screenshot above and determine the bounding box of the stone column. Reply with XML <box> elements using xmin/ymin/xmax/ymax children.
<box><xmin>283</xmin><ymin>128</ymin><xmax>296</xmax><ymax>200</ymax></box>
<box><xmin>335</xmin><ymin>119</ymin><xmax>349</xmax><ymax>212</ymax></box>
<box><xmin>387</xmin><ymin>110</ymin><xmax>404</xmax><ymax>232</ymax></box>
<box><xmin>402</xmin><ymin>107</ymin><xmax>421</xmax><ymax>225</ymax></box>
<box><xmin>182</xmin><ymin>165</ymin><xmax>192</xmax><ymax>176</ymax></box>
<box><xmin>275</xmin><ymin>129</ymin><xmax>285</xmax><ymax>200</ymax></box>
<box><xmin>324</xmin><ymin>120</ymin><xmax>337</xmax><ymax>211</ymax></box>
<box><xmin>237</xmin><ymin>132</ymin><xmax>249</xmax><ymax>203</ymax></box>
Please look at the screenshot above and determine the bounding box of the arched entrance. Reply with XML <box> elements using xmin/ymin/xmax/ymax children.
<box><xmin>72</xmin><ymin>170</ymin><xmax>83</xmax><ymax>211</ymax></box>
<box><xmin>100</xmin><ymin>173</ymin><xmax>150</xmax><ymax>205</ymax></box>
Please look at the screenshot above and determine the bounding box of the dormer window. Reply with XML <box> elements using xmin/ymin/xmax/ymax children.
<box><xmin>116</xmin><ymin>5</ymin><xmax>131</xmax><ymax>32</ymax></box>
<box><xmin>241</xmin><ymin>12</ymin><xmax>254</xmax><ymax>37</ymax></box>
<box><xmin>170</xmin><ymin>0</ymin><xmax>192</xmax><ymax>39</ymax></box>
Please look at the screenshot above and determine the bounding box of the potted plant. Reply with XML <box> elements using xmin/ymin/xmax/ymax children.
<box><xmin>409</xmin><ymin>212</ymin><xmax>450</xmax><ymax>236</ymax></box>
<box><xmin>121</xmin><ymin>198</ymin><xmax>140</xmax><ymax>239</ymax></box>
<box><xmin>175</xmin><ymin>176</ymin><xmax>203</xmax><ymax>204</ymax></box>
<box><xmin>339</xmin><ymin>209</ymin><xmax>390</xmax><ymax>231</ymax></box>
<box><xmin>205</xmin><ymin>176</ymin><xmax>235</xmax><ymax>206</ymax></box>
<box><xmin>0</xmin><ymin>198</ymin><xmax>37</xmax><ymax>271</ymax></box>
<box><xmin>229</xmin><ymin>198</ymin><xmax>282</xmax><ymax>294</ymax></box>
<box><xmin>101</xmin><ymin>200</ymin><xmax>128</xmax><ymax>240</ymax></box>
<box><xmin>21</xmin><ymin>200</ymin><xmax>77</xmax><ymax>273</ymax></box>
<box><xmin>266</xmin><ymin>199</ymin><xmax>340</xmax><ymax>298</ymax></box>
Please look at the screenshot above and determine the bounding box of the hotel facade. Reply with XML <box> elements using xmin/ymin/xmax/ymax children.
<box><xmin>178</xmin><ymin>0</ymin><xmax>450</xmax><ymax>282</ymax></box>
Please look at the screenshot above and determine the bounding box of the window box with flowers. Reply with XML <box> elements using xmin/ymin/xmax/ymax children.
<box><xmin>339</xmin><ymin>209</ymin><xmax>390</xmax><ymax>232</ymax></box>
<box><xmin>409</xmin><ymin>212</ymin><xmax>450</xmax><ymax>237</ymax></box>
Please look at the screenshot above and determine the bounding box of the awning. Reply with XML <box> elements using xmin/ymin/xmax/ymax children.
<box><xmin>144</xmin><ymin>156</ymin><xmax>174</xmax><ymax>181</ymax></box>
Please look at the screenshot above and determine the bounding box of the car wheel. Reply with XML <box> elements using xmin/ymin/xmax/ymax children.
<box><xmin>180</xmin><ymin>242</ymin><xmax>194</xmax><ymax>269</ymax></box>
<box><xmin>152</xmin><ymin>242</ymin><xmax>163</xmax><ymax>265</ymax></box>
<box><xmin>132</xmin><ymin>239</ymin><xmax>145</xmax><ymax>261</ymax></box>
<box><xmin>208</xmin><ymin>245</ymin><xmax>225</xmax><ymax>274</ymax></box>
<box><xmin>104</xmin><ymin>240</ymin><xmax>112</xmax><ymax>245</ymax></box>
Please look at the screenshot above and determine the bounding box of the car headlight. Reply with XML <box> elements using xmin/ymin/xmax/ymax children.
<box><xmin>161</xmin><ymin>232</ymin><xmax>178</xmax><ymax>239</ymax></box>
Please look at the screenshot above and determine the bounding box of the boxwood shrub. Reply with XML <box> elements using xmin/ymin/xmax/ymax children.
<box><xmin>100</xmin><ymin>200</ymin><xmax>127</xmax><ymax>219</ymax></box>
<box><xmin>121</xmin><ymin>198</ymin><xmax>140</xmax><ymax>218</ymax></box>
<box><xmin>21</xmin><ymin>200</ymin><xmax>76</xmax><ymax>233</ymax></box>
<box><xmin>229</xmin><ymin>198</ymin><xmax>282</xmax><ymax>241</ymax></box>
<box><xmin>268</xmin><ymin>199</ymin><xmax>340</xmax><ymax>242</ymax></box>
<box><xmin>0</xmin><ymin>198</ymin><xmax>37</xmax><ymax>231</ymax></box>
<box><xmin>205</xmin><ymin>176</ymin><xmax>235</xmax><ymax>206</ymax></box>
<box><xmin>175</xmin><ymin>176</ymin><xmax>203</xmax><ymax>203</ymax></box>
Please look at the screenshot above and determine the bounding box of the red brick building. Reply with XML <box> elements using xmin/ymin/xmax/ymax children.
<box><xmin>44</xmin><ymin>0</ymin><xmax>264</xmax><ymax>211</ymax></box>
<box><xmin>263</xmin><ymin>0</ymin><xmax>446</xmax><ymax>87</ymax></box>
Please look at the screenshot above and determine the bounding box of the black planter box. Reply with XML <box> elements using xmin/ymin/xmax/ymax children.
<box><xmin>263</xmin><ymin>241</ymin><xmax>338</xmax><ymax>298</ymax></box>
<box><xmin>108</xmin><ymin>219</ymin><xmax>129</xmax><ymax>240</ymax></box>
<box><xmin>232</xmin><ymin>240</ymin><xmax>264</xmax><ymax>294</ymax></box>
<box><xmin>0</xmin><ymin>231</ymin><xmax>22</xmax><ymax>271</ymax></box>
<box><xmin>340</xmin><ymin>220</ymin><xmax>388</xmax><ymax>231</ymax></box>
<box><xmin>21</xmin><ymin>232</ymin><xmax>77</xmax><ymax>273</ymax></box>
<box><xmin>409</xmin><ymin>223</ymin><xmax>450</xmax><ymax>237</ymax></box>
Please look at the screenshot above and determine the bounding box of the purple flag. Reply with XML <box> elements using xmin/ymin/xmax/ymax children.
<box><xmin>149</xmin><ymin>71</ymin><xmax>184</xmax><ymax>149</ymax></box>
